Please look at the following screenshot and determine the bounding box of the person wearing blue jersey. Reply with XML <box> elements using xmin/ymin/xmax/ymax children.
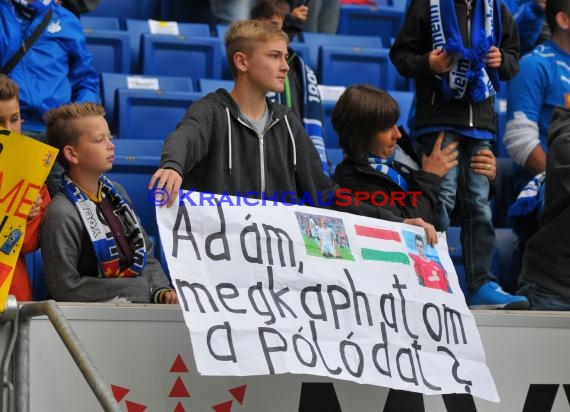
<box><xmin>0</xmin><ymin>0</ymin><xmax>100</xmax><ymax>196</ymax></box>
<box><xmin>505</xmin><ymin>0</ymin><xmax>570</xmax><ymax>178</ymax></box>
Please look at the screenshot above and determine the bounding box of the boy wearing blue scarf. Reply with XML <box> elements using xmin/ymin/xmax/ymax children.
<box><xmin>390</xmin><ymin>0</ymin><xmax>528</xmax><ymax>309</ymax></box>
<box><xmin>39</xmin><ymin>103</ymin><xmax>177</xmax><ymax>304</ymax></box>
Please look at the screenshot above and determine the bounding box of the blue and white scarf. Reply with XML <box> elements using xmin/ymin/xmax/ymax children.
<box><xmin>61</xmin><ymin>174</ymin><xmax>147</xmax><ymax>278</ymax></box>
<box><xmin>430</xmin><ymin>0</ymin><xmax>501</xmax><ymax>102</ymax></box>
<box><xmin>508</xmin><ymin>172</ymin><xmax>545</xmax><ymax>219</ymax></box>
<box><xmin>368</xmin><ymin>147</ymin><xmax>410</xmax><ymax>191</ymax></box>
<box><xmin>13</xmin><ymin>0</ymin><xmax>53</xmax><ymax>18</ymax></box>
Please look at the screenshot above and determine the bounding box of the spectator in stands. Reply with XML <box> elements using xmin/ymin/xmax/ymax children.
<box><xmin>251</xmin><ymin>0</ymin><xmax>329</xmax><ymax>174</ymax></box>
<box><xmin>210</xmin><ymin>0</ymin><xmax>254</xmax><ymax>24</ymax></box>
<box><xmin>0</xmin><ymin>75</ymin><xmax>50</xmax><ymax>301</ymax></box>
<box><xmin>503</xmin><ymin>0</ymin><xmax>549</xmax><ymax>55</ymax></box>
<box><xmin>303</xmin><ymin>0</ymin><xmax>340</xmax><ymax>34</ymax></box>
<box><xmin>331</xmin><ymin>85</ymin><xmax>500</xmax><ymax>245</ymax></box>
<box><xmin>149</xmin><ymin>20</ymin><xmax>437</xmax><ymax>231</ymax></box>
<box><xmin>505</xmin><ymin>0</ymin><xmax>570</xmax><ymax>179</ymax></box>
<box><xmin>390</xmin><ymin>0</ymin><xmax>527</xmax><ymax>309</ymax></box>
<box><xmin>0</xmin><ymin>0</ymin><xmax>100</xmax><ymax>197</ymax></box>
<box><xmin>40</xmin><ymin>103</ymin><xmax>177</xmax><ymax>304</ymax></box>
<box><xmin>517</xmin><ymin>107</ymin><xmax>570</xmax><ymax>310</ymax></box>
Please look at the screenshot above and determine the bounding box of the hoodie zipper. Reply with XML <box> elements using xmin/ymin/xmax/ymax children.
<box><xmin>237</xmin><ymin>117</ymin><xmax>280</xmax><ymax>193</ymax></box>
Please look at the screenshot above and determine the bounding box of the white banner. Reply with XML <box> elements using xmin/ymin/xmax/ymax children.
<box><xmin>157</xmin><ymin>192</ymin><xmax>499</xmax><ymax>402</ymax></box>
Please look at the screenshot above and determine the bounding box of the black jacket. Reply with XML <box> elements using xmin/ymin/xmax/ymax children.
<box><xmin>333</xmin><ymin>156</ymin><xmax>442</xmax><ymax>223</ymax></box>
<box><xmin>521</xmin><ymin>107</ymin><xmax>570</xmax><ymax>297</ymax></box>
<box><xmin>389</xmin><ymin>0</ymin><xmax>520</xmax><ymax>132</ymax></box>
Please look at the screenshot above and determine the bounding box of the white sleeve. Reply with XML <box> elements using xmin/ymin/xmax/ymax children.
<box><xmin>503</xmin><ymin>111</ymin><xmax>540</xmax><ymax>167</ymax></box>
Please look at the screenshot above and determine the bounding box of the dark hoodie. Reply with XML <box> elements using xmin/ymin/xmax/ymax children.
<box><xmin>521</xmin><ymin>107</ymin><xmax>570</xmax><ymax>297</ymax></box>
<box><xmin>160</xmin><ymin>89</ymin><xmax>400</xmax><ymax>221</ymax></box>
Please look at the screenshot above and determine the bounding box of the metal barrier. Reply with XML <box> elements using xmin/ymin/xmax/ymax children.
<box><xmin>10</xmin><ymin>300</ymin><xmax>121</xmax><ymax>412</ymax></box>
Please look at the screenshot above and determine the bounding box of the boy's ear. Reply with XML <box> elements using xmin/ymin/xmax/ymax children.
<box><xmin>233</xmin><ymin>51</ymin><xmax>248</xmax><ymax>73</ymax></box>
<box><xmin>556</xmin><ymin>11</ymin><xmax>570</xmax><ymax>30</ymax></box>
<box><xmin>63</xmin><ymin>145</ymin><xmax>79</xmax><ymax>166</ymax></box>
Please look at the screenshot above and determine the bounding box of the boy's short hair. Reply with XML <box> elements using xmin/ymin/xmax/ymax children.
<box><xmin>224</xmin><ymin>19</ymin><xmax>289</xmax><ymax>78</ymax></box>
<box><xmin>546</xmin><ymin>0</ymin><xmax>570</xmax><ymax>33</ymax></box>
<box><xmin>44</xmin><ymin>102</ymin><xmax>106</xmax><ymax>169</ymax></box>
<box><xmin>250</xmin><ymin>0</ymin><xmax>290</xmax><ymax>20</ymax></box>
<box><xmin>331</xmin><ymin>84</ymin><xmax>400</xmax><ymax>161</ymax></box>
<box><xmin>0</xmin><ymin>74</ymin><xmax>19</xmax><ymax>102</ymax></box>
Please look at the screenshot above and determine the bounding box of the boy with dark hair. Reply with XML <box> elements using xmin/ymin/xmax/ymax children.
<box><xmin>0</xmin><ymin>74</ymin><xmax>50</xmax><ymax>301</ymax></box>
<box><xmin>40</xmin><ymin>102</ymin><xmax>177</xmax><ymax>304</ymax></box>
<box><xmin>390</xmin><ymin>0</ymin><xmax>528</xmax><ymax>309</ymax></box>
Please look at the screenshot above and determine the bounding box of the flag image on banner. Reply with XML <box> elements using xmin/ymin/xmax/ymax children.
<box><xmin>354</xmin><ymin>224</ymin><xmax>410</xmax><ymax>265</ymax></box>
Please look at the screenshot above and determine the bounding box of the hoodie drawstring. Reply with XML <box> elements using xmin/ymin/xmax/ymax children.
<box><xmin>283</xmin><ymin>114</ymin><xmax>297</xmax><ymax>171</ymax></box>
<box><xmin>225</xmin><ymin>107</ymin><xmax>232</xmax><ymax>175</ymax></box>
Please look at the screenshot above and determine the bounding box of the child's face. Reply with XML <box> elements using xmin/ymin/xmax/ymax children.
<box><xmin>243</xmin><ymin>38</ymin><xmax>289</xmax><ymax>93</ymax></box>
<box><xmin>0</xmin><ymin>97</ymin><xmax>22</xmax><ymax>134</ymax></box>
<box><xmin>370</xmin><ymin>124</ymin><xmax>402</xmax><ymax>159</ymax></box>
<box><xmin>66</xmin><ymin>116</ymin><xmax>114</xmax><ymax>175</ymax></box>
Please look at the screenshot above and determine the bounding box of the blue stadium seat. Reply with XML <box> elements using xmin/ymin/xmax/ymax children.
<box><xmin>491</xmin><ymin>157</ymin><xmax>518</xmax><ymax>228</ymax></box>
<box><xmin>290</xmin><ymin>43</ymin><xmax>312</xmax><ymax>68</ymax></box>
<box><xmin>389</xmin><ymin>90</ymin><xmax>414</xmax><ymax>132</ymax></box>
<box><xmin>140</xmin><ymin>34</ymin><xmax>223</xmax><ymax>81</ymax></box>
<box><xmin>319</xmin><ymin>46</ymin><xmax>395</xmax><ymax>89</ymax></box>
<box><xmin>300</xmin><ymin>32</ymin><xmax>382</xmax><ymax>70</ymax></box>
<box><xmin>446</xmin><ymin>226</ymin><xmax>468</xmax><ymax>298</ymax></box>
<box><xmin>198</xmin><ymin>78</ymin><xmax>234</xmax><ymax>94</ymax></box>
<box><xmin>322</xmin><ymin>99</ymin><xmax>339</xmax><ymax>149</ymax></box>
<box><xmin>337</xmin><ymin>5</ymin><xmax>404</xmax><ymax>50</ymax></box>
<box><xmin>84</xmin><ymin>30</ymin><xmax>130</xmax><ymax>74</ymax></box>
<box><xmin>492</xmin><ymin>228</ymin><xmax>521</xmax><ymax>294</ymax></box>
<box><xmin>126</xmin><ymin>19</ymin><xmax>212</xmax><ymax>73</ymax></box>
<box><xmin>25</xmin><ymin>250</ymin><xmax>47</xmax><ymax>301</ymax></box>
<box><xmin>115</xmin><ymin>89</ymin><xmax>204</xmax><ymax>140</ymax></box>
<box><xmin>215</xmin><ymin>24</ymin><xmax>229</xmax><ymax>38</ymax></box>
<box><xmin>106</xmin><ymin>139</ymin><xmax>163</xmax><ymax>242</ymax></box>
<box><xmin>80</xmin><ymin>16</ymin><xmax>121</xmax><ymax>31</ymax></box>
<box><xmin>85</xmin><ymin>0</ymin><xmax>161</xmax><ymax>21</ymax></box>
<box><xmin>100</xmin><ymin>72</ymin><xmax>194</xmax><ymax>134</ymax></box>
<box><xmin>326</xmin><ymin>148</ymin><xmax>344</xmax><ymax>175</ymax></box>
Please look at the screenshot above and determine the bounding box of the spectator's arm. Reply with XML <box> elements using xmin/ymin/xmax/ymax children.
<box><xmin>497</xmin><ymin>4</ymin><xmax>520</xmax><ymax>80</ymax></box>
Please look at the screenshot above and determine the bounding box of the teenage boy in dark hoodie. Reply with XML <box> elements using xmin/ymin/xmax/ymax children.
<box><xmin>149</xmin><ymin>19</ymin><xmax>438</xmax><ymax>237</ymax></box>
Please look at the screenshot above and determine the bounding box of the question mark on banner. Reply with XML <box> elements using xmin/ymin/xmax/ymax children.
<box><xmin>437</xmin><ymin>346</ymin><xmax>473</xmax><ymax>393</ymax></box>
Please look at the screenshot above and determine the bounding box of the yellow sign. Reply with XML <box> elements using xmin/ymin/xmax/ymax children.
<box><xmin>0</xmin><ymin>128</ymin><xmax>57</xmax><ymax>310</ymax></box>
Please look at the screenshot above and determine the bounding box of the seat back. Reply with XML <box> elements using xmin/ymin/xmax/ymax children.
<box><xmin>80</xmin><ymin>16</ymin><xmax>121</xmax><ymax>31</ymax></box>
<box><xmin>85</xmin><ymin>30</ymin><xmax>130</xmax><ymax>74</ymax></box>
<box><xmin>337</xmin><ymin>5</ymin><xmax>404</xmax><ymax>49</ymax></box>
<box><xmin>198</xmin><ymin>78</ymin><xmax>234</xmax><ymax>94</ymax></box>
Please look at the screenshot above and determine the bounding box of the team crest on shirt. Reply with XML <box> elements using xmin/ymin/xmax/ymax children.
<box><xmin>47</xmin><ymin>20</ymin><xmax>61</xmax><ymax>34</ymax></box>
<box><xmin>565</xmin><ymin>93</ymin><xmax>570</xmax><ymax>108</ymax></box>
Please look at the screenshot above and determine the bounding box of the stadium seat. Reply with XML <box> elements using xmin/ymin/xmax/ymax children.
<box><xmin>319</xmin><ymin>46</ymin><xmax>395</xmax><ymax>89</ymax></box>
<box><xmin>299</xmin><ymin>32</ymin><xmax>382</xmax><ymax>70</ymax></box>
<box><xmin>140</xmin><ymin>34</ymin><xmax>223</xmax><ymax>81</ymax></box>
<box><xmin>126</xmin><ymin>19</ymin><xmax>212</xmax><ymax>73</ymax></box>
<box><xmin>326</xmin><ymin>148</ymin><xmax>344</xmax><ymax>175</ymax></box>
<box><xmin>491</xmin><ymin>157</ymin><xmax>518</xmax><ymax>228</ymax></box>
<box><xmin>389</xmin><ymin>90</ymin><xmax>414</xmax><ymax>131</ymax></box>
<box><xmin>25</xmin><ymin>249</ymin><xmax>47</xmax><ymax>301</ymax></box>
<box><xmin>289</xmin><ymin>43</ymin><xmax>312</xmax><ymax>69</ymax></box>
<box><xmin>492</xmin><ymin>228</ymin><xmax>521</xmax><ymax>294</ymax></box>
<box><xmin>100</xmin><ymin>72</ymin><xmax>194</xmax><ymax>133</ymax></box>
<box><xmin>198</xmin><ymin>78</ymin><xmax>234</xmax><ymax>94</ymax></box>
<box><xmin>106</xmin><ymin>139</ymin><xmax>163</xmax><ymax>242</ymax></box>
<box><xmin>446</xmin><ymin>226</ymin><xmax>468</xmax><ymax>297</ymax></box>
<box><xmin>114</xmin><ymin>89</ymin><xmax>204</xmax><ymax>140</ymax></box>
<box><xmin>318</xmin><ymin>85</ymin><xmax>346</xmax><ymax>149</ymax></box>
<box><xmin>80</xmin><ymin>16</ymin><xmax>121</xmax><ymax>31</ymax></box>
<box><xmin>337</xmin><ymin>5</ymin><xmax>404</xmax><ymax>50</ymax></box>
<box><xmin>85</xmin><ymin>0</ymin><xmax>161</xmax><ymax>21</ymax></box>
<box><xmin>84</xmin><ymin>30</ymin><xmax>130</xmax><ymax>74</ymax></box>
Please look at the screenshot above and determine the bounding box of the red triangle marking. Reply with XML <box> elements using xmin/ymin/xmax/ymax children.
<box><xmin>173</xmin><ymin>401</ymin><xmax>186</xmax><ymax>412</ymax></box>
<box><xmin>212</xmin><ymin>400</ymin><xmax>233</xmax><ymax>412</ymax></box>
<box><xmin>110</xmin><ymin>384</ymin><xmax>130</xmax><ymax>402</ymax></box>
<box><xmin>228</xmin><ymin>385</ymin><xmax>247</xmax><ymax>405</ymax></box>
<box><xmin>170</xmin><ymin>354</ymin><xmax>189</xmax><ymax>373</ymax></box>
<box><xmin>125</xmin><ymin>400</ymin><xmax>147</xmax><ymax>412</ymax></box>
<box><xmin>169</xmin><ymin>377</ymin><xmax>191</xmax><ymax>398</ymax></box>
